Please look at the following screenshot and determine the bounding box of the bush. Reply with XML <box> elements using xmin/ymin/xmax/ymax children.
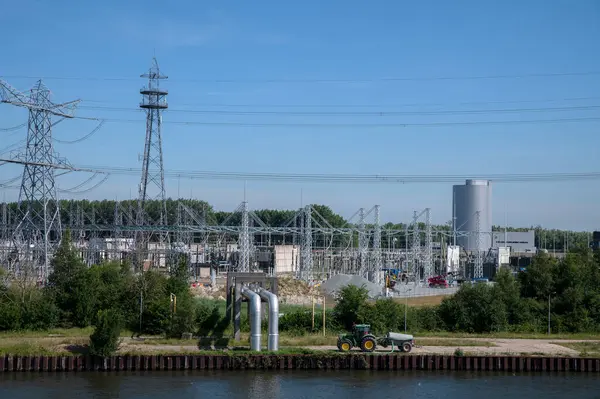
<box><xmin>438</xmin><ymin>283</ymin><xmax>508</xmax><ymax>333</ymax></box>
<box><xmin>408</xmin><ymin>306</ymin><xmax>443</xmax><ymax>332</ymax></box>
<box><xmin>359</xmin><ymin>299</ymin><xmax>404</xmax><ymax>334</ymax></box>
<box><xmin>333</xmin><ymin>284</ymin><xmax>369</xmax><ymax>330</ymax></box>
<box><xmin>0</xmin><ymin>300</ymin><xmax>20</xmax><ymax>331</ymax></box>
<box><xmin>89</xmin><ymin>309</ymin><xmax>123</xmax><ymax>357</ymax></box>
<box><xmin>279</xmin><ymin>308</ymin><xmax>341</xmax><ymax>335</ymax></box>
<box><xmin>165</xmin><ymin>296</ymin><xmax>196</xmax><ymax>339</ymax></box>
<box><xmin>19</xmin><ymin>292</ymin><xmax>60</xmax><ymax>331</ymax></box>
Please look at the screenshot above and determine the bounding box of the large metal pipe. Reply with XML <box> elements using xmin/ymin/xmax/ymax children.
<box><xmin>258</xmin><ymin>288</ymin><xmax>279</xmax><ymax>351</ymax></box>
<box><xmin>241</xmin><ymin>287</ymin><xmax>261</xmax><ymax>351</ymax></box>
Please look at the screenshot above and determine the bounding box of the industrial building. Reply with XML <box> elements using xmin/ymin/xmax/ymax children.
<box><xmin>492</xmin><ymin>231</ymin><xmax>536</xmax><ymax>253</ymax></box>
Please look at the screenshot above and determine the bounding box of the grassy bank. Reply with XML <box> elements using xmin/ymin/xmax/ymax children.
<box><xmin>552</xmin><ymin>342</ymin><xmax>600</xmax><ymax>357</ymax></box>
<box><xmin>2</xmin><ymin>328</ymin><xmax>600</xmax><ymax>356</ymax></box>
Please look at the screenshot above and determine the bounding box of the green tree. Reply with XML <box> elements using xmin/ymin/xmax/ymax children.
<box><xmin>333</xmin><ymin>284</ymin><xmax>369</xmax><ymax>330</ymax></box>
<box><xmin>89</xmin><ymin>309</ymin><xmax>123</xmax><ymax>357</ymax></box>
<box><xmin>493</xmin><ymin>268</ymin><xmax>531</xmax><ymax>326</ymax></box>
<box><xmin>518</xmin><ymin>252</ymin><xmax>556</xmax><ymax>300</ymax></box>
<box><xmin>438</xmin><ymin>283</ymin><xmax>508</xmax><ymax>333</ymax></box>
<box><xmin>47</xmin><ymin>230</ymin><xmax>97</xmax><ymax>327</ymax></box>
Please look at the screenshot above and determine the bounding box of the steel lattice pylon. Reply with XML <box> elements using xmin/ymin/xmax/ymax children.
<box><xmin>358</xmin><ymin>207</ymin><xmax>368</xmax><ymax>278</ymax></box>
<box><xmin>474</xmin><ymin>210</ymin><xmax>483</xmax><ymax>278</ymax></box>
<box><xmin>423</xmin><ymin>208</ymin><xmax>433</xmax><ymax>279</ymax></box>
<box><xmin>299</xmin><ymin>205</ymin><xmax>313</xmax><ymax>281</ymax></box>
<box><xmin>0</xmin><ymin>79</ymin><xmax>79</xmax><ymax>282</ymax></box>
<box><xmin>238</xmin><ymin>201</ymin><xmax>250</xmax><ymax>272</ymax></box>
<box><xmin>135</xmin><ymin>58</ymin><xmax>169</xmax><ymax>268</ymax></box>
<box><xmin>411</xmin><ymin>210</ymin><xmax>421</xmax><ymax>279</ymax></box>
<box><xmin>371</xmin><ymin>205</ymin><xmax>382</xmax><ymax>285</ymax></box>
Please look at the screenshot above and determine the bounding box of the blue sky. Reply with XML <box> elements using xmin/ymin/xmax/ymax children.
<box><xmin>1</xmin><ymin>0</ymin><xmax>599</xmax><ymax>230</ymax></box>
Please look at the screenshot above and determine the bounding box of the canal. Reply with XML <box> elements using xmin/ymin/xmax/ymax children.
<box><xmin>0</xmin><ymin>370</ymin><xmax>598</xmax><ymax>398</ymax></box>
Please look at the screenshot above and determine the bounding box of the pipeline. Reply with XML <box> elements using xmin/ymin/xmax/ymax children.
<box><xmin>241</xmin><ymin>287</ymin><xmax>262</xmax><ymax>351</ymax></box>
<box><xmin>257</xmin><ymin>288</ymin><xmax>279</xmax><ymax>351</ymax></box>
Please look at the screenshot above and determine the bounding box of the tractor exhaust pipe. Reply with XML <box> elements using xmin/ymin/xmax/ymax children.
<box><xmin>257</xmin><ymin>287</ymin><xmax>279</xmax><ymax>351</ymax></box>
<box><xmin>241</xmin><ymin>287</ymin><xmax>262</xmax><ymax>351</ymax></box>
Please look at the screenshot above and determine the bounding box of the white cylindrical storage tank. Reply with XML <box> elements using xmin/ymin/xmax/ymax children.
<box><xmin>452</xmin><ymin>179</ymin><xmax>492</xmax><ymax>251</ymax></box>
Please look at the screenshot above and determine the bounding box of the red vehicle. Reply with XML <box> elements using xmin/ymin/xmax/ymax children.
<box><xmin>428</xmin><ymin>275</ymin><xmax>449</xmax><ymax>288</ymax></box>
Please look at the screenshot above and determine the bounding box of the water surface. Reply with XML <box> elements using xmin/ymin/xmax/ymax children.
<box><xmin>0</xmin><ymin>370</ymin><xmax>598</xmax><ymax>398</ymax></box>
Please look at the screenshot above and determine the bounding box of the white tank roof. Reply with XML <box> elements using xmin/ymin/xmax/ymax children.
<box><xmin>465</xmin><ymin>179</ymin><xmax>490</xmax><ymax>186</ymax></box>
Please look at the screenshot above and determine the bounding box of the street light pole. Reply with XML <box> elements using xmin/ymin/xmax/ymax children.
<box><xmin>547</xmin><ymin>293</ymin><xmax>551</xmax><ymax>335</ymax></box>
<box><xmin>404</xmin><ymin>288</ymin><xmax>412</xmax><ymax>333</ymax></box>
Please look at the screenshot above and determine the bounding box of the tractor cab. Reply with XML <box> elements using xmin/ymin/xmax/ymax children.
<box><xmin>353</xmin><ymin>324</ymin><xmax>371</xmax><ymax>339</ymax></box>
<box><xmin>337</xmin><ymin>324</ymin><xmax>378</xmax><ymax>353</ymax></box>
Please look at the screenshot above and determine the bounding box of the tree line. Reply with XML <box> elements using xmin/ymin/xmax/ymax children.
<box><xmin>280</xmin><ymin>248</ymin><xmax>600</xmax><ymax>335</ymax></box>
<box><xmin>1</xmin><ymin>199</ymin><xmax>593</xmax><ymax>251</ymax></box>
<box><xmin>0</xmin><ymin>239</ymin><xmax>599</xmax><ymax>356</ymax></box>
<box><xmin>0</xmin><ymin>231</ymin><xmax>201</xmax><ymax>344</ymax></box>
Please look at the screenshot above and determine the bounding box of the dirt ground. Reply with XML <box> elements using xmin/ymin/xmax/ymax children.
<box><xmin>305</xmin><ymin>338</ymin><xmax>595</xmax><ymax>356</ymax></box>
<box><xmin>93</xmin><ymin>338</ymin><xmax>598</xmax><ymax>356</ymax></box>
<box><xmin>3</xmin><ymin>335</ymin><xmax>598</xmax><ymax>357</ymax></box>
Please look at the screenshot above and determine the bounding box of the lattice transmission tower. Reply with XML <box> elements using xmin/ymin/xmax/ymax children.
<box><xmin>0</xmin><ymin>79</ymin><xmax>79</xmax><ymax>281</ymax></box>
<box><xmin>135</xmin><ymin>58</ymin><xmax>169</xmax><ymax>267</ymax></box>
<box><xmin>474</xmin><ymin>210</ymin><xmax>483</xmax><ymax>278</ymax></box>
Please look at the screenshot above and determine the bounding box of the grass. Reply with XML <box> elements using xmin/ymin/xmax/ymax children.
<box><xmin>1</xmin><ymin>326</ymin><xmax>599</xmax><ymax>356</ymax></box>
<box><xmin>552</xmin><ymin>342</ymin><xmax>600</xmax><ymax>357</ymax></box>
<box><xmin>392</xmin><ymin>295</ymin><xmax>448</xmax><ymax>307</ymax></box>
<box><xmin>409</xmin><ymin>331</ymin><xmax>600</xmax><ymax>340</ymax></box>
<box><xmin>0</xmin><ymin>327</ymin><xmax>95</xmax><ymax>338</ymax></box>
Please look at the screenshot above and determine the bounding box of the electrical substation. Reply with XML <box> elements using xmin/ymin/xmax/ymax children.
<box><xmin>0</xmin><ymin>58</ymin><xmax>540</xmax><ymax>300</ymax></box>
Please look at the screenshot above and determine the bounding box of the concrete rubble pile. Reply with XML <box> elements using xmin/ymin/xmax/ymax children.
<box><xmin>277</xmin><ymin>277</ymin><xmax>321</xmax><ymax>305</ymax></box>
<box><xmin>190</xmin><ymin>283</ymin><xmax>226</xmax><ymax>301</ymax></box>
<box><xmin>320</xmin><ymin>274</ymin><xmax>383</xmax><ymax>299</ymax></box>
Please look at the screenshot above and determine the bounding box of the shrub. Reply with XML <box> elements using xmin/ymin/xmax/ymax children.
<box><xmin>333</xmin><ymin>284</ymin><xmax>369</xmax><ymax>330</ymax></box>
<box><xmin>409</xmin><ymin>306</ymin><xmax>443</xmax><ymax>332</ymax></box>
<box><xmin>279</xmin><ymin>308</ymin><xmax>341</xmax><ymax>335</ymax></box>
<box><xmin>89</xmin><ymin>309</ymin><xmax>123</xmax><ymax>357</ymax></box>
<box><xmin>0</xmin><ymin>300</ymin><xmax>21</xmax><ymax>331</ymax></box>
<box><xmin>166</xmin><ymin>296</ymin><xmax>196</xmax><ymax>339</ymax></box>
<box><xmin>359</xmin><ymin>299</ymin><xmax>404</xmax><ymax>334</ymax></box>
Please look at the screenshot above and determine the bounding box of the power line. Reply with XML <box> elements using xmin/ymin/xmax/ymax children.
<box><xmin>70</xmin><ymin>116</ymin><xmax>600</xmax><ymax>128</ymax></box>
<box><xmin>2</xmin><ymin>70</ymin><xmax>600</xmax><ymax>83</ymax></box>
<box><xmin>70</xmin><ymin>165</ymin><xmax>600</xmax><ymax>183</ymax></box>
<box><xmin>77</xmin><ymin>104</ymin><xmax>600</xmax><ymax>116</ymax></box>
<box><xmin>0</xmin><ymin>122</ymin><xmax>27</xmax><ymax>132</ymax></box>
<box><xmin>3</xmin><ymin>158</ymin><xmax>600</xmax><ymax>185</ymax></box>
<box><xmin>82</xmin><ymin>96</ymin><xmax>600</xmax><ymax>109</ymax></box>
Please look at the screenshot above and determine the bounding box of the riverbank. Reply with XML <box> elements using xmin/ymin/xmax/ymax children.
<box><xmin>1</xmin><ymin>353</ymin><xmax>599</xmax><ymax>372</ymax></box>
<box><xmin>2</xmin><ymin>332</ymin><xmax>599</xmax><ymax>357</ymax></box>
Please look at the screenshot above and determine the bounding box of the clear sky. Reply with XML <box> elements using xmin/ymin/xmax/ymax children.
<box><xmin>1</xmin><ymin>0</ymin><xmax>599</xmax><ymax>230</ymax></box>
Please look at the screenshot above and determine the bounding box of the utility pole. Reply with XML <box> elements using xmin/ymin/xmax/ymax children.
<box><xmin>136</xmin><ymin>58</ymin><xmax>169</xmax><ymax>270</ymax></box>
<box><xmin>424</xmin><ymin>208</ymin><xmax>433</xmax><ymax>280</ymax></box>
<box><xmin>474</xmin><ymin>211</ymin><xmax>483</xmax><ymax>279</ymax></box>
<box><xmin>372</xmin><ymin>205</ymin><xmax>382</xmax><ymax>285</ymax></box>
<box><xmin>238</xmin><ymin>201</ymin><xmax>250</xmax><ymax>272</ymax></box>
<box><xmin>358</xmin><ymin>208</ymin><xmax>367</xmax><ymax>279</ymax></box>
<box><xmin>0</xmin><ymin>79</ymin><xmax>80</xmax><ymax>282</ymax></box>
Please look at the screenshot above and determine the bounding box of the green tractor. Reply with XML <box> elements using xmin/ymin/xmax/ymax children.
<box><xmin>337</xmin><ymin>324</ymin><xmax>415</xmax><ymax>353</ymax></box>
<box><xmin>336</xmin><ymin>324</ymin><xmax>378</xmax><ymax>353</ymax></box>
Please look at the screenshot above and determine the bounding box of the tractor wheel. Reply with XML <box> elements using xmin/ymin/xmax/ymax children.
<box><xmin>339</xmin><ymin>339</ymin><xmax>352</xmax><ymax>352</ymax></box>
<box><xmin>402</xmin><ymin>342</ymin><xmax>412</xmax><ymax>353</ymax></box>
<box><xmin>360</xmin><ymin>336</ymin><xmax>377</xmax><ymax>353</ymax></box>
